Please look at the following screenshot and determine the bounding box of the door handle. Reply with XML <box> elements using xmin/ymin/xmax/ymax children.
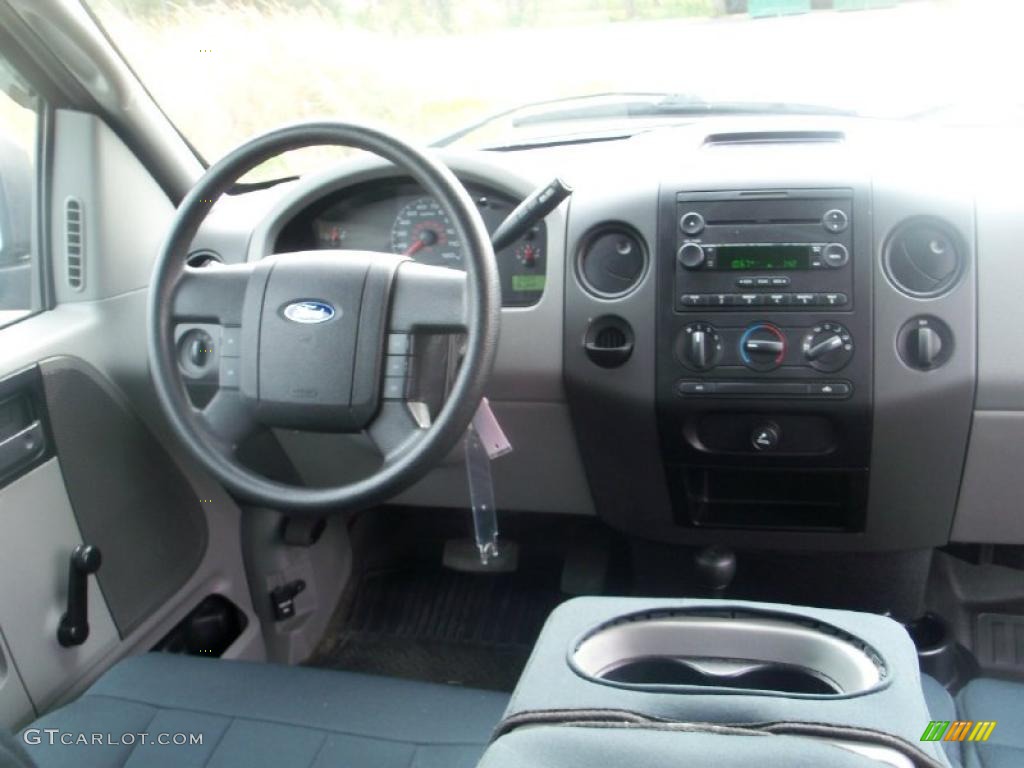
<box><xmin>57</xmin><ymin>544</ymin><xmax>102</xmax><ymax>648</ymax></box>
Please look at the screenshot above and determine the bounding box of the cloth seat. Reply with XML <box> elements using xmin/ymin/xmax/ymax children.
<box><xmin>17</xmin><ymin>653</ymin><xmax>509</xmax><ymax>768</ymax></box>
<box><xmin>956</xmin><ymin>678</ymin><xmax>1024</xmax><ymax>768</ymax></box>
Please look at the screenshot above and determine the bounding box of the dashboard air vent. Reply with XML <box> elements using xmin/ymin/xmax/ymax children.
<box><xmin>883</xmin><ymin>219</ymin><xmax>964</xmax><ymax>298</ymax></box>
<box><xmin>576</xmin><ymin>225</ymin><xmax>648</xmax><ymax>298</ymax></box>
<box><xmin>65</xmin><ymin>197</ymin><xmax>84</xmax><ymax>290</ymax></box>
<box><xmin>584</xmin><ymin>316</ymin><xmax>634</xmax><ymax>369</ymax></box>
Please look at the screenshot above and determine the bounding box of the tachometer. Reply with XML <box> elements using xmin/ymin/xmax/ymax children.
<box><xmin>390</xmin><ymin>197</ymin><xmax>462</xmax><ymax>266</ymax></box>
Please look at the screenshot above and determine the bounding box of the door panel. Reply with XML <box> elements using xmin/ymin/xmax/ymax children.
<box><xmin>0</xmin><ymin>459</ymin><xmax>121</xmax><ymax>718</ymax></box>
<box><xmin>0</xmin><ymin>113</ymin><xmax>265</xmax><ymax>730</ymax></box>
<box><xmin>39</xmin><ymin>356</ymin><xmax>208</xmax><ymax>635</ymax></box>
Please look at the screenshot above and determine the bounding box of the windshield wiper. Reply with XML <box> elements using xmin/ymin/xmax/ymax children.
<box><xmin>432</xmin><ymin>92</ymin><xmax>856</xmax><ymax>148</ymax></box>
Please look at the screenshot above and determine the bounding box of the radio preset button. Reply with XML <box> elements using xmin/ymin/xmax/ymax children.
<box><xmin>823</xmin><ymin>209</ymin><xmax>849</xmax><ymax>233</ymax></box>
<box><xmin>793</xmin><ymin>293</ymin><xmax>816</xmax><ymax>306</ymax></box>
<box><xmin>738</xmin><ymin>294</ymin><xmax>762</xmax><ymax>306</ymax></box>
<box><xmin>767</xmin><ymin>293</ymin><xmax>790</xmax><ymax>306</ymax></box>
<box><xmin>679</xmin><ymin>293</ymin><xmax>707</xmax><ymax>306</ymax></box>
<box><xmin>821</xmin><ymin>292</ymin><xmax>848</xmax><ymax>306</ymax></box>
<box><xmin>679</xmin><ymin>212</ymin><xmax>705</xmax><ymax>235</ymax></box>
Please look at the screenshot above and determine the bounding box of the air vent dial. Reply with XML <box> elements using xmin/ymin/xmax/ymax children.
<box><xmin>884</xmin><ymin>219</ymin><xmax>964</xmax><ymax>297</ymax></box>
<box><xmin>577</xmin><ymin>225</ymin><xmax>648</xmax><ymax>298</ymax></box>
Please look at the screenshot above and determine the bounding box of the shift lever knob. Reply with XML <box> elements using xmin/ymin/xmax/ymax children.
<box><xmin>695</xmin><ymin>545</ymin><xmax>736</xmax><ymax>596</ymax></box>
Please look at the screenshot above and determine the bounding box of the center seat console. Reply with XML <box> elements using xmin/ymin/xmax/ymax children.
<box><xmin>479</xmin><ymin>597</ymin><xmax>951</xmax><ymax>768</ymax></box>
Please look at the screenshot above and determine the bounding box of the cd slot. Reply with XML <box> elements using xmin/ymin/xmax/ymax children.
<box><xmin>705</xmin><ymin>218</ymin><xmax>821</xmax><ymax>226</ymax></box>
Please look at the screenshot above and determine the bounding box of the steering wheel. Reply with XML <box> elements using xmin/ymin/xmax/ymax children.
<box><xmin>147</xmin><ymin>122</ymin><xmax>501</xmax><ymax>513</ymax></box>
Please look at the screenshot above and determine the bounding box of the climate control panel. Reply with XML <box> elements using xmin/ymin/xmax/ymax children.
<box><xmin>676</xmin><ymin>321</ymin><xmax>854</xmax><ymax>376</ymax></box>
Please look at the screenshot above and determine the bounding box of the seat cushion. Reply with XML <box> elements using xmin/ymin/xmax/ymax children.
<box><xmin>957</xmin><ymin>678</ymin><xmax>1024</xmax><ymax>768</ymax></box>
<box><xmin>921</xmin><ymin>674</ymin><xmax>960</xmax><ymax>766</ymax></box>
<box><xmin>20</xmin><ymin>653</ymin><xmax>509</xmax><ymax>768</ymax></box>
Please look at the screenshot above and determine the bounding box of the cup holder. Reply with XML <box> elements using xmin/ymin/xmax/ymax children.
<box><xmin>907</xmin><ymin>612</ymin><xmax>958</xmax><ymax>687</ymax></box>
<box><xmin>571</xmin><ymin>609</ymin><xmax>886</xmax><ymax>697</ymax></box>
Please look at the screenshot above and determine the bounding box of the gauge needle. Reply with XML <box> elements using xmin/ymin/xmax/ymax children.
<box><xmin>404</xmin><ymin>230</ymin><xmax>438</xmax><ymax>256</ymax></box>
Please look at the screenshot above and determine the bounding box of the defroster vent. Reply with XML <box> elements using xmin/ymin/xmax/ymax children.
<box><xmin>65</xmin><ymin>197</ymin><xmax>84</xmax><ymax>290</ymax></box>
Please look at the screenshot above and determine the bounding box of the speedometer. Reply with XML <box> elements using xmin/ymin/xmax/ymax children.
<box><xmin>390</xmin><ymin>197</ymin><xmax>462</xmax><ymax>266</ymax></box>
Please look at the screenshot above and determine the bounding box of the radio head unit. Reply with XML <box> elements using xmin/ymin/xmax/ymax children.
<box><xmin>673</xmin><ymin>190</ymin><xmax>853</xmax><ymax>310</ymax></box>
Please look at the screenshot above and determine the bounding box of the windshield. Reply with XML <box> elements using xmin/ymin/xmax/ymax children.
<box><xmin>90</xmin><ymin>0</ymin><xmax>1022</xmax><ymax>179</ymax></box>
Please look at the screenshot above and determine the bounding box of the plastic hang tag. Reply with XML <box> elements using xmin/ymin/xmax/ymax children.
<box><xmin>463</xmin><ymin>399</ymin><xmax>513</xmax><ymax>564</ymax></box>
<box><xmin>471</xmin><ymin>397</ymin><xmax>512</xmax><ymax>460</ymax></box>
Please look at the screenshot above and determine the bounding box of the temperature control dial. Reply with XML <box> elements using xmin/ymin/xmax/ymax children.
<box><xmin>740</xmin><ymin>323</ymin><xmax>786</xmax><ymax>371</ymax></box>
<box><xmin>802</xmin><ymin>322</ymin><xmax>854</xmax><ymax>372</ymax></box>
<box><xmin>678</xmin><ymin>322</ymin><xmax>722</xmax><ymax>371</ymax></box>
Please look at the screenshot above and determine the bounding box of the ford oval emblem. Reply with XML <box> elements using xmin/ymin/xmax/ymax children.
<box><xmin>283</xmin><ymin>300</ymin><xmax>336</xmax><ymax>324</ymax></box>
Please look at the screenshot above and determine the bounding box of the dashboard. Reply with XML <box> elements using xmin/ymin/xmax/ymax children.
<box><xmin>274</xmin><ymin>178</ymin><xmax>547</xmax><ymax>307</ymax></box>
<box><xmin>189</xmin><ymin>116</ymin><xmax>1024</xmax><ymax>556</ymax></box>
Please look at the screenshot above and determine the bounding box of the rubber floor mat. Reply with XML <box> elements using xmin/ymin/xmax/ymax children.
<box><xmin>307</xmin><ymin>563</ymin><xmax>566</xmax><ymax>691</ymax></box>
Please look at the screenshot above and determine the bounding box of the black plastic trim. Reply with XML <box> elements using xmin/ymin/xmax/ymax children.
<box><xmin>0</xmin><ymin>365</ymin><xmax>54</xmax><ymax>489</ymax></box>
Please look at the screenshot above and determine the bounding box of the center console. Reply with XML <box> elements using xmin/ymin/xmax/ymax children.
<box><xmin>562</xmin><ymin>124</ymin><xmax>976</xmax><ymax>566</ymax></box>
<box><xmin>478</xmin><ymin>597</ymin><xmax>949</xmax><ymax>768</ymax></box>
<box><xmin>656</xmin><ymin>187</ymin><xmax>873</xmax><ymax>533</ymax></box>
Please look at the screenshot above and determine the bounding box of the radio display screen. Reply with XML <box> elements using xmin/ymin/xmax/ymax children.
<box><xmin>714</xmin><ymin>245</ymin><xmax>812</xmax><ymax>271</ymax></box>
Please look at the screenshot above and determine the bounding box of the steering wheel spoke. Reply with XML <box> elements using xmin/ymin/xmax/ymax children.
<box><xmin>197</xmin><ymin>388</ymin><xmax>259</xmax><ymax>453</ymax></box>
<box><xmin>387</xmin><ymin>260</ymin><xmax>469</xmax><ymax>334</ymax></box>
<box><xmin>171</xmin><ymin>263</ymin><xmax>252</xmax><ymax>325</ymax></box>
<box><xmin>368</xmin><ymin>400</ymin><xmax>429</xmax><ymax>464</ymax></box>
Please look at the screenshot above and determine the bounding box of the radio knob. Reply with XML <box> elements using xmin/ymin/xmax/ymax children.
<box><xmin>802</xmin><ymin>322</ymin><xmax>854</xmax><ymax>372</ymax></box>
<box><xmin>679</xmin><ymin>322</ymin><xmax>722</xmax><ymax>371</ymax></box>
<box><xmin>822</xmin><ymin>243</ymin><xmax>849</xmax><ymax>268</ymax></box>
<box><xmin>677</xmin><ymin>242</ymin><xmax>706</xmax><ymax>270</ymax></box>
<box><xmin>740</xmin><ymin>323</ymin><xmax>786</xmax><ymax>371</ymax></box>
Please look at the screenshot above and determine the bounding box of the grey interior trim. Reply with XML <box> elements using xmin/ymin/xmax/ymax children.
<box><xmin>0</xmin><ymin>624</ymin><xmax>33</xmax><ymax>728</ymax></box>
<box><xmin>39</xmin><ymin>355</ymin><xmax>209</xmax><ymax>636</ymax></box>
<box><xmin>572</xmin><ymin>615</ymin><xmax>883</xmax><ymax>696</ymax></box>
<box><xmin>241</xmin><ymin>507</ymin><xmax>353</xmax><ymax>665</ymax></box>
<box><xmin>51</xmin><ymin>111</ymin><xmax>174</xmax><ymax>304</ymax></box>
<box><xmin>952</xmin><ymin>411</ymin><xmax>1024</xmax><ymax>543</ymax></box>
<box><xmin>867</xmin><ymin>166</ymin><xmax>976</xmax><ymax>549</ymax></box>
<box><xmin>7</xmin><ymin>0</ymin><xmax>202</xmax><ymax>198</ymax></box>
<box><xmin>0</xmin><ymin>293</ymin><xmax>265</xmax><ymax>729</ymax></box>
<box><xmin>974</xmin><ymin>191</ymin><xmax>1024</xmax><ymax>410</ymax></box>
<box><xmin>0</xmin><ymin>459</ymin><xmax>121</xmax><ymax>714</ymax></box>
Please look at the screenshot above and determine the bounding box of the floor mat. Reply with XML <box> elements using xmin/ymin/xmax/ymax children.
<box><xmin>308</xmin><ymin>560</ymin><xmax>566</xmax><ymax>691</ymax></box>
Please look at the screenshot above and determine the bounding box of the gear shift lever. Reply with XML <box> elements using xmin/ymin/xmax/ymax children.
<box><xmin>695</xmin><ymin>545</ymin><xmax>736</xmax><ymax>597</ymax></box>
